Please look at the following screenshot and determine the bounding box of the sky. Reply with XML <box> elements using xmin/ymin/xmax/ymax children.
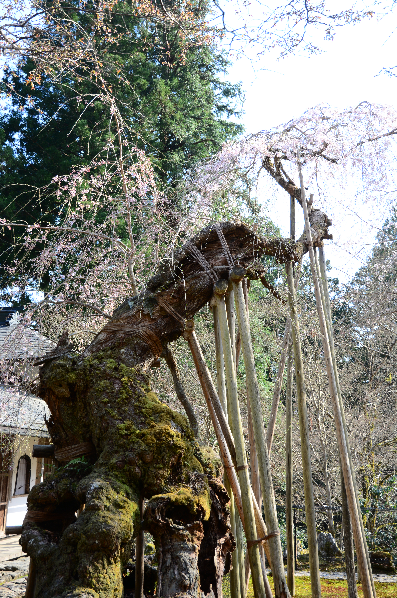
<box><xmin>224</xmin><ymin>10</ymin><xmax>397</xmax><ymax>284</ymax></box>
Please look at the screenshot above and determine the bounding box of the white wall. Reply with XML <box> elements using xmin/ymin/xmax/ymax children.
<box><xmin>6</xmin><ymin>436</ymin><xmax>41</xmax><ymax>528</ymax></box>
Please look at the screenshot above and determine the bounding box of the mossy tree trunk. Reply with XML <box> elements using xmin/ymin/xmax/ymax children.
<box><xmin>22</xmin><ymin>221</ymin><xmax>332</xmax><ymax>598</ymax></box>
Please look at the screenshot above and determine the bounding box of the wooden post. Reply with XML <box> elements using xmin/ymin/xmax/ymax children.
<box><xmin>317</xmin><ymin>245</ymin><xmax>375</xmax><ymax>595</ymax></box>
<box><xmin>25</xmin><ymin>559</ymin><xmax>36</xmax><ymax>598</ymax></box>
<box><xmin>225</xmin><ymin>291</ymin><xmax>246</xmax><ymax>596</ymax></box>
<box><xmin>298</xmin><ymin>161</ymin><xmax>374</xmax><ymax>598</ymax></box>
<box><xmin>135</xmin><ymin>494</ymin><xmax>145</xmax><ymax>598</ymax></box>
<box><xmin>185</xmin><ymin>323</ymin><xmax>237</xmax><ymax>465</ymax></box>
<box><xmin>231</xmin><ymin>268</ymin><xmax>291</xmax><ymax>598</ymax></box>
<box><xmin>341</xmin><ymin>464</ymin><xmax>358</xmax><ymax>598</ymax></box>
<box><xmin>285</xmin><ymin>346</ymin><xmax>295</xmax><ymax>596</ymax></box>
<box><xmin>186</xmin><ymin>320</ymin><xmax>273</xmax><ymax>572</ymax></box>
<box><xmin>286</xmin><ymin>192</ymin><xmax>295</xmax><ymax>596</ymax></box>
<box><xmin>213</xmin><ymin>279</ymin><xmax>266</xmax><ymax>598</ymax></box>
<box><xmin>286</xmin><ymin>262</ymin><xmax>322</xmax><ymax>598</ymax></box>
<box><xmin>213</xmin><ymin>304</ymin><xmax>242</xmax><ymax>598</ymax></box>
<box><xmin>266</xmin><ymin>320</ymin><xmax>291</xmax><ymax>455</ymax></box>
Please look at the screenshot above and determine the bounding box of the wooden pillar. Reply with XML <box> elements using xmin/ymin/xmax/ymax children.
<box><xmin>231</xmin><ymin>268</ymin><xmax>291</xmax><ymax>598</ymax></box>
<box><xmin>285</xmin><ymin>346</ymin><xmax>295</xmax><ymax>596</ymax></box>
<box><xmin>214</xmin><ymin>280</ymin><xmax>266</xmax><ymax>598</ymax></box>
<box><xmin>135</xmin><ymin>494</ymin><xmax>145</xmax><ymax>598</ymax></box>
<box><xmin>317</xmin><ymin>245</ymin><xmax>375</xmax><ymax>597</ymax></box>
<box><xmin>298</xmin><ymin>161</ymin><xmax>374</xmax><ymax>598</ymax></box>
<box><xmin>213</xmin><ymin>305</ymin><xmax>242</xmax><ymax>598</ymax></box>
<box><xmin>286</xmin><ymin>262</ymin><xmax>321</xmax><ymax>598</ymax></box>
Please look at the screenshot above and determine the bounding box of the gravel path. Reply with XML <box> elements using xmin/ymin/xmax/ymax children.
<box><xmin>294</xmin><ymin>569</ymin><xmax>397</xmax><ymax>583</ymax></box>
<box><xmin>0</xmin><ymin>556</ymin><xmax>29</xmax><ymax>598</ymax></box>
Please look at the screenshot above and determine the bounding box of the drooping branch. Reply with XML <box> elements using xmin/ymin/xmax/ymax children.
<box><xmin>163</xmin><ymin>344</ymin><xmax>199</xmax><ymax>437</ymax></box>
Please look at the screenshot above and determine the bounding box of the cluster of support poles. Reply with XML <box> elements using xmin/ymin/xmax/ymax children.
<box><xmin>179</xmin><ymin>179</ymin><xmax>376</xmax><ymax>598</ymax></box>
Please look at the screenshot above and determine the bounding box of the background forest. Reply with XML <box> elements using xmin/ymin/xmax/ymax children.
<box><xmin>1</xmin><ymin>0</ymin><xmax>397</xmax><ymax>579</ymax></box>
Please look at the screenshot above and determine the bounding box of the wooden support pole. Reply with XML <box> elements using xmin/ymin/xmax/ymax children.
<box><xmin>213</xmin><ymin>305</ymin><xmax>227</xmax><ymax>412</ymax></box>
<box><xmin>231</xmin><ymin>268</ymin><xmax>291</xmax><ymax>598</ymax></box>
<box><xmin>341</xmin><ymin>463</ymin><xmax>358</xmax><ymax>598</ymax></box>
<box><xmin>266</xmin><ymin>320</ymin><xmax>291</xmax><ymax>455</ymax></box>
<box><xmin>25</xmin><ymin>559</ymin><xmax>36</xmax><ymax>598</ymax></box>
<box><xmin>187</xmin><ymin>316</ymin><xmax>273</xmax><ymax>597</ymax></box>
<box><xmin>298</xmin><ymin>162</ymin><xmax>374</xmax><ymax>598</ymax></box>
<box><xmin>317</xmin><ymin>246</ymin><xmax>375</xmax><ymax>596</ymax></box>
<box><xmin>286</xmin><ymin>192</ymin><xmax>295</xmax><ymax>596</ymax></box>
<box><xmin>213</xmin><ymin>279</ymin><xmax>266</xmax><ymax>598</ymax></box>
<box><xmin>285</xmin><ymin>346</ymin><xmax>295</xmax><ymax>596</ymax></box>
<box><xmin>184</xmin><ymin>324</ymin><xmax>237</xmax><ymax>466</ymax></box>
<box><xmin>286</xmin><ymin>261</ymin><xmax>322</xmax><ymax>598</ymax></box>
<box><xmin>135</xmin><ymin>494</ymin><xmax>145</xmax><ymax>598</ymax></box>
<box><xmin>245</xmin><ymin>347</ymin><xmax>264</xmax><ymax>594</ymax></box>
<box><xmin>213</xmin><ymin>304</ymin><xmax>242</xmax><ymax>598</ymax></box>
<box><xmin>186</xmin><ymin>322</ymin><xmax>245</xmax><ymax>523</ymax></box>
<box><xmin>225</xmin><ymin>292</ymin><xmax>246</xmax><ymax>597</ymax></box>
<box><xmin>267</xmin><ymin>259</ymin><xmax>301</xmax><ymax>455</ymax></box>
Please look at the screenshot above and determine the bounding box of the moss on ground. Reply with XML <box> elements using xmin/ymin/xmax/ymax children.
<box><xmin>222</xmin><ymin>575</ymin><xmax>397</xmax><ymax>598</ymax></box>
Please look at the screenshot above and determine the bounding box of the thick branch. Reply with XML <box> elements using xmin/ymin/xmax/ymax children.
<box><xmin>84</xmin><ymin>220</ymin><xmax>332</xmax><ymax>366</ymax></box>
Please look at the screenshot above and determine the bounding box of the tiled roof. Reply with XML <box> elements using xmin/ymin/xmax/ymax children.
<box><xmin>0</xmin><ymin>313</ymin><xmax>56</xmax><ymax>361</ymax></box>
<box><xmin>0</xmin><ymin>313</ymin><xmax>53</xmax><ymax>437</ymax></box>
<box><xmin>0</xmin><ymin>386</ymin><xmax>49</xmax><ymax>436</ymax></box>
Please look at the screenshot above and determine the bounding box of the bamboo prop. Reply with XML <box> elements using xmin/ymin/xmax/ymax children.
<box><xmin>225</xmin><ymin>290</ymin><xmax>246</xmax><ymax>595</ymax></box>
<box><xmin>298</xmin><ymin>163</ymin><xmax>375</xmax><ymax>598</ymax></box>
<box><xmin>229</xmin><ymin>281</ymin><xmax>274</xmax><ymax>592</ymax></box>
<box><xmin>135</xmin><ymin>494</ymin><xmax>145</xmax><ymax>598</ymax></box>
<box><xmin>317</xmin><ymin>246</ymin><xmax>375</xmax><ymax>595</ymax></box>
<box><xmin>267</xmin><ymin>263</ymin><xmax>302</xmax><ymax>456</ymax></box>
<box><xmin>185</xmin><ymin>321</ymin><xmax>245</xmax><ymax>523</ymax></box>
<box><xmin>248</xmin><ymin>397</ymin><xmax>262</xmax><ymax>510</ymax></box>
<box><xmin>187</xmin><ymin>318</ymin><xmax>273</xmax><ymax>569</ymax></box>
<box><xmin>285</xmin><ymin>346</ymin><xmax>295</xmax><ymax>596</ymax></box>
<box><xmin>266</xmin><ymin>319</ymin><xmax>292</xmax><ymax>454</ymax></box>
<box><xmin>25</xmin><ymin>559</ymin><xmax>36</xmax><ymax>598</ymax></box>
<box><xmin>286</xmin><ymin>262</ymin><xmax>322</xmax><ymax>598</ymax></box>
<box><xmin>341</xmin><ymin>461</ymin><xmax>359</xmax><ymax>598</ymax></box>
<box><xmin>242</xmin><ymin>278</ymin><xmax>265</xmax><ymax>594</ymax></box>
<box><xmin>286</xmin><ymin>192</ymin><xmax>295</xmax><ymax>596</ymax></box>
<box><xmin>213</xmin><ymin>306</ymin><xmax>227</xmax><ymax>412</ymax></box>
<box><xmin>230</xmin><ymin>495</ymin><xmax>243</xmax><ymax>598</ymax></box>
<box><xmin>245</xmin><ymin>359</ymin><xmax>262</xmax><ymax>593</ymax></box>
<box><xmin>186</xmin><ymin>321</ymin><xmax>273</xmax><ymax>598</ymax></box>
<box><xmin>231</xmin><ymin>267</ymin><xmax>291</xmax><ymax>598</ymax></box>
<box><xmin>226</xmin><ymin>288</ymin><xmax>237</xmax><ymax>363</ymax></box>
<box><xmin>184</xmin><ymin>325</ymin><xmax>237</xmax><ymax>466</ymax></box>
<box><xmin>213</xmin><ymin>279</ymin><xmax>266</xmax><ymax>598</ymax></box>
<box><xmin>222</xmin><ymin>293</ymin><xmax>265</xmax><ymax>597</ymax></box>
<box><xmin>213</xmin><ymin>304</ymin><xmax>243</xmax><ymax>598</ymax></box>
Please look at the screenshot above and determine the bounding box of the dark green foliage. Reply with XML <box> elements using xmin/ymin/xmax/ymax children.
<box><xmin>0</xmin><ymin>0</ymin><xmax>243</xmax><ymax>289</ymax></box>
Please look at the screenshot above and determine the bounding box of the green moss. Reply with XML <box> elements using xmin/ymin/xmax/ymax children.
<box><xmin>33</xmin><ymin>348</ymin><xmax>224</xmax><ymax>597</ymax></box>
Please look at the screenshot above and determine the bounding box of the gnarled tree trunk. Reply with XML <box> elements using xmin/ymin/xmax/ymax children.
<box><xmin>21</xmin><ymin>220</ymin><xmax>332</xmax><ymax>598</ymax></box>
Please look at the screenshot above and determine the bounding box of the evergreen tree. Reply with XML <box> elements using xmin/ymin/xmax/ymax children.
<box><xmin>0</xmin><ymin>0</ymin><xmax>243</xmax><ymax>289</ymax></box>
